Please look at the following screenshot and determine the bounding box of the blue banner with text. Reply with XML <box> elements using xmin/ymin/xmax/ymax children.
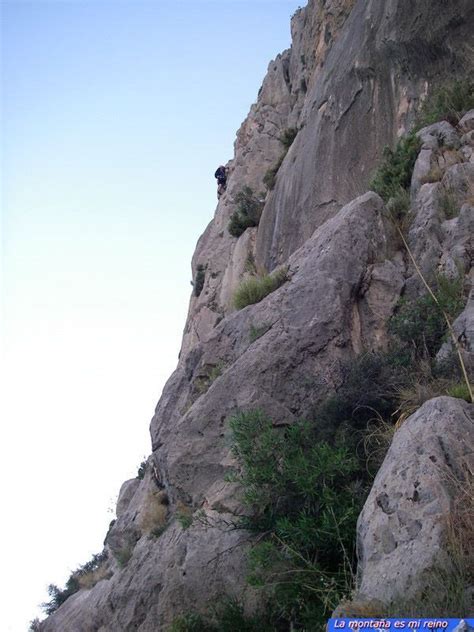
<box><xmin>328</xmin><ymin>620</ymin><xmax>474</xmax><ymax>632</ymax></box>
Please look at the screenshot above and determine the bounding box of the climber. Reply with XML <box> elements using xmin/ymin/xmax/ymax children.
<box><xmin>214</xmin><ymin>165</ymin><xmax>228</xmax><ymax>198</ymax></box>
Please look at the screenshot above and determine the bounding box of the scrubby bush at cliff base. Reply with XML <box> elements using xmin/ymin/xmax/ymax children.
<box><xmin>233</xmin><ymin>268</ymin><xmax>288</xmax><ymax>310</ymax></box>
<box><xmin>228</xmin><ymin>187</ymin><xmax>264</xmax><ymax>238</ymax></box>
<box><xmin>370</xmin><ymin>80</ymin><xmax>474</xmax><ymax>210</ymax></box>
<box><xmin>42</xmin><ymin>551</ymin><xmax>109</xmax><ymax>615</ymax></box>
<box><xmin>370</xmin><ymin>131</ymin><xmax>421</xmax><ymax>203</ymax></box>
<box><xmin>225</xmin><ymin>411</ymin><xmax>369</xmax><ymax>629</ymax></box>
<box><xmin>389</xmin><ymin>273</ymin><xmax>465</xmax><ymax>359</ymax></box>
<box><xmin>417</xmin><ymin>80</ymin><xmax>474</xmax><ymax>127</ymax></box>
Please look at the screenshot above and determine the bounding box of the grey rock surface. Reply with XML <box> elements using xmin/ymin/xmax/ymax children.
<box><xmin>460</xmin><ymin>109</ymin><xmax>474</xmax><ymax>134</ymax></box>
<box><xmin>37</xmin><ymin>1</ymin><xmax>474</xmax><ymax>630</ymax></box>
<box><xmin>356</xmin><ymin>396</ymin><xmax>474</xmax><ymax>605</ymax></box>
<box><xmin>406</xmin><ymin>122</ymin><xmax>474</xmax><ymax>296</ymax></box>
<box><xmin>151</xmin><ymin>193</ymin><xmax>402</xmax><ymax>507</ymax></box>
<box><xmin>184</xmin><ymin>0</ymin><xmax>474</xmax><ymax>358</ymax></box>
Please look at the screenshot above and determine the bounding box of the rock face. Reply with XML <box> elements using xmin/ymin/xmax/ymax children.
<box><xmin>356</xmin><ymin>396</ymin><xmax>474</xmax><ymax>606</ymax></box>
<box><xmin>38</xmin><ymin>2</ymin><xmax>474</xmax><ymax>631</ymax></box>
<box><xmin>183</xmin><ymin>0</ymin><xmax>474</xmax><ymax>357</ymax></box>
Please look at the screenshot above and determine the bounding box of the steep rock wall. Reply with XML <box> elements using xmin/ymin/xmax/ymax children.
<box><xmin>38</xmin><ymin>1</ymin><xmax>474</xmax><ymax>630</ymax></box>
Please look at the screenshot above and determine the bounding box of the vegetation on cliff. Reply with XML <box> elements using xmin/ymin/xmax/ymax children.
<box><xmin>228</xmin><ymin>187</ymin><xmax>265</xmax><ymax>238</ymax></box>
<box><xmin>233</xmin><ymin>268</ymin><xmax>288</xmax><ymax>309</ymax></box>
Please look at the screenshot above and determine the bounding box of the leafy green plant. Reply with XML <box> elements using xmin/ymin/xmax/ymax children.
<box><xmin>386</xmin><ymin>186</ymin><xmax>411</xmax><ymax>222</ymax></box>
<box><xmin>194</xmin><ymin>264</ymin><xmax>206</xmax><ymax>297</ymax></box>
<box><xmin>228</xmin><ymin>187</ymin><xmax>264</xmax><ymax>238</ymax></box>
<box><xmin>233</xmin><ymin>268</ymin><xmax>288</xmax><ymax>310</ymax></box>
<box><xmin>227</xmin><ymin>410</ymin><xmax>368</xmax><ymax>628</ymax></box>
<box><xmin>389</xmin><ymin>274</ymin><xmax>465</xmax><ymax>359</ymax></box>
<box><xmin>446</xmin><ymin>382</ymin><xmax>473</xmax><ymax>402</ymax></box>
<box><xmin>370</xmin><ymin>131</ymin><xmax>421</xmax><ymax>202</ymax></box>
<box><xmin>115</xmin><ymin>544</ymin><xmax>133</xmax><ymax>568</ymax></box>
<box><xmin>417</xmin><ymin>80</ymin><xmax>474</xmax><ymax>127</ymax></box>
<box><xmin>177</xmin><ymin>511</ymin><xmax>193</xmax><ymax>530</ymax></box>
<box><xmin>312</xmin><ymin>351</ymin><xmax>408</xmax><ymax>443</ymax></box>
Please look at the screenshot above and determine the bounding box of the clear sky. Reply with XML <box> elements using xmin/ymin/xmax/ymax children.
<box><xmin>1</xmin><ymin>0</ymin><xmax>301</xmax><ymax>629</ymax></box>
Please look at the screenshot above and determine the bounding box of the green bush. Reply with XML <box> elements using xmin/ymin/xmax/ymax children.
<box><xmin>42</xmin><ymin>551</ymin><xmax>108</xmax><ymax>615</ymax></box>
<box><xmin>370</xmin><ymin>131</ymin><xmax>421</xmax><ymax>202</ymax></box>
<box><xmin>417</xmin><ymin>80</ymin><xmax>474</xmax><ymax>127</ymax></box>
<box><xmin>233</xmin><ymin>269</ymin><xmax>288</xmax><ymax>310</ymax></box>
<box><xmin>115</xmin><ymin>545</ymin><xmax>133</xmax><ymax>568</ymax></box>
<box><xmin>389</xmin><ymin>274</ymin><xmax>464</xmax><ymax>359</ymax></box>
<box><xmin>386</xmin><ymin>186</ymin><xmax>411</xmax><ymax>221</ymax></box>
<box><xmin>263</xmin><ymin>154</ymin><xmax>284</xmax><ymax>190</ymax></box>
<box><xmin>228</xmin><ymin>187</ymin><xmax>264</xmax><ymax>238</ymax></box>
<box><xmin>370</xmin><ymin>80</ymin><xmax>474</xmax><ymax>215</ymax></box>
<box><xmin>312</xmin><ymin>352</ymin><xmax>407</xmax><ymax>444</ymax></box>
<box><xmin>446</xmin><ymin>382</ymin><xmax>473</xmax><ymax>402</ymax></box>
<box><xmin>279</xmin><ymin>127</ymin><xmax>298</xmax><ymax>149</ymax></box>
<box><xmin>194</xmin><ymin>264</ymin><xmax>206</xmax><ymax>297</ymax></box>
<box><xmin>177</xmin><ymin>511</ymin><xmax>193</xmax><ymax>530</ymax></box>
<box><xmin>227</xmin><ymin>410</ymin><xmax>368</xmax><ymax>628</ymax></box>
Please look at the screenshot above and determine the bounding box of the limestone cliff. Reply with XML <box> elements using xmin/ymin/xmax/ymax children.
<box><xmin>38</xmin><ymin>1</ymin><xmax>474</xmax><ymax>630</ymax></box>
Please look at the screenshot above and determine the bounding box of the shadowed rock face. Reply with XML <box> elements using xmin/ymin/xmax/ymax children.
<box><xmin>38</xmin><ymin>2</ymin><xmax>474</xmax><ymax>630</ymax></box>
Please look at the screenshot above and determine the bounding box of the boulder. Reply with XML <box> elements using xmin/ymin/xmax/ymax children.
<box><xmin>356</xmin><ymin>397</ymin><xmax>474</xmax><ymax>606</ymax></box>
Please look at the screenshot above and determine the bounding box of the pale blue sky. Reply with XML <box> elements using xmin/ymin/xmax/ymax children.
<box><xmin>1</xmin><ymin>0</ymin><xmax>301</xmax><ymax>629</ymax></box>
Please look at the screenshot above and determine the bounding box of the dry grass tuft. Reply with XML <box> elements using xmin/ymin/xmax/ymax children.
<box><xmin>78</xmin><ymin>563</ymin><xmax>111</xmax><ymax>589</ymax></box>
<box><xmin>139</xmin><ymin>490</ymin><xmax>169</xmax><ymax>533</ymax></box>
<box><xmin>233</xmin><ymin>268</ymin><xmax>288</xmax><ymax>310</ymax></box>
<box><xmin>420</xmin><ymin>165</ymin><xmax>443</xmax><ymax>184</ymax></box>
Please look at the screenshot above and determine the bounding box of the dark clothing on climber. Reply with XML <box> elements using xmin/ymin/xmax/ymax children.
<box><xmin>214</xmin><ymin>166</ymin><xmax>227</xmax><ymax>186</ymax></box>
<box><xmin>214</xmin><ymin>165</ymin><xmax>228</xmax><ymax>199</ymax></box>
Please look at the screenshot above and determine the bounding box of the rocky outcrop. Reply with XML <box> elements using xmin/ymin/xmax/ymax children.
<box><xmin>185</xmin><ymin>0</ymin><xmax>474</xmax><ymax>357</ymax></box>
<box><xmin>151</xmin><ymin>192</ymin><xmax>403</xmax><ymax>508</ymax></box>
<box><xmin>38</xmin><ymin>2</ymin><xmax>474</xmax><ymax>630</ymax></box>
<box><xmin>356</xmin><ymin>396</ymin><xmax>474</xmax><ymax>607</ymax></box>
